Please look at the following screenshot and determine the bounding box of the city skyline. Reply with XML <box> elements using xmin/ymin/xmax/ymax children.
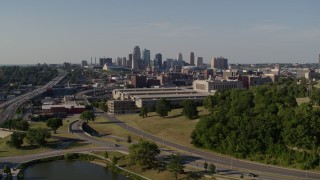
<box><xmin>0</xmin><ymin>0</ymin><xmax>320</xmax><ymax>65</ymax></box>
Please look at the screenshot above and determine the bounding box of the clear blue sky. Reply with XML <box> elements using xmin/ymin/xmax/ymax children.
<box><xmin>0</xmin><ymin>0</ymin><xmax>319</xmax><ymax>64</ymax></box>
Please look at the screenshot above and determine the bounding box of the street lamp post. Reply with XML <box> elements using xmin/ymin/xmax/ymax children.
<box><xmin>231</xmin><ymin>158</ymin><xmax>233</xmax><ymax>170</ymax></box>
<box><xmin>304</xmin><ymin>163</ymin><xmax>308</xmax><ymax>180</ymax></box>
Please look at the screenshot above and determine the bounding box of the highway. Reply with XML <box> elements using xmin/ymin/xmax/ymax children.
<box><xmin>0</xmin><ymin>74</ymin><xmax>67</xmax><ymax>123</ymax></box>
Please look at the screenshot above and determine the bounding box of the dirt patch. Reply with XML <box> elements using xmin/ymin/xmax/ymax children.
<box><xmin>0</xmin><ymin>130</ymin><xmax>13</xmax><ymax>138</ymax></box>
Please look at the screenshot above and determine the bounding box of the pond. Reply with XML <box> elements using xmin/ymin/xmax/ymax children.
<box><xmin>24</xmin><ymin>160</ymin><xmax>129</xmax><ymax>180</ymax></box>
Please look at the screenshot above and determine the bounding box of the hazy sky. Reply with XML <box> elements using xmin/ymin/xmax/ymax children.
<box><xmin>0</xmin><ymin>0</ymin><xmax>319</xmax><ymax>64</ymax></box>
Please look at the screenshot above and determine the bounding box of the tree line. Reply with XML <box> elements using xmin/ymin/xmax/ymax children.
<box><xmin>191</xmin><ymin>78</ymin><xmax>320</xmax><ymax>169</ymax></box>
<box><xmin>4</xmin><ymin>118</ymin><xmax>63</xmax><ymax>149</ymax></box>
<box><xmin>127</xmin><ymin>140</ymin><xmax>216</xmax><ymax>179</ymax></box>
<box><xmin>0</xmin><ymin>64</ymin><xmax>58</xmax><ymax>87</ymax></box>
<box><xmin>139</xmin><ymin>98</ymin><xmax>199</xmax><ymax>119</ymax></box>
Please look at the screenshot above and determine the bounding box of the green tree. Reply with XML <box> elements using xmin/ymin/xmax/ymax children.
<box><xmin>182</xmin><ymin>100</ymin><xmax>199</xmax><ymax>119</ymax></box>
<box><xmin>0</xmin><ymin>119</ymin><xmax>29</xmax><ymax>131</ymax></box>
<box><xmin>310</xmin><ymin>88</ymin><xmax>320</xmax><ymax>105</ymax></box>
<box><xmin>208</xmin><ymin>163</ymin><xmax>216</xmax><ymax>174</ymax></box>
<box><xmin>156</xmin><ymin>98</ymin><xmax>171</xmax><ymax>118</ymax></box>
<box><xmin>127</xmin><ymin>135</ymin><xmax>132</xmax><ymax>143</ymax></box>
<box><xmin>139</xmin><ymin>106</ymin><xmax>148</xmax><ymax>118</ymax></box>
<box><xmin>46</xmin><ymin>118</ymin><xmax>63</xmax><ymax>134</ymax></box>
<box><xmin>203</xmin><ymin>95</ymin><xmax>217</xmax><ymax>110</ymax></box>
<box><xmin>104</xmin><ymin>151</ymin><xmax>109</xmax><ymax>159</ymax></box>
<box><xmin>203</xmin><ymin>161</ymin><xmax>208</xmax><ymax>171</ymax></box>
<box><xmin>99</xmin><ymin>101</ymin><xmax>108</xmax><ymax>112</ymax></box>
<box><xmin>6</xmin><ymin>132</ymin><xmax>25</xmax><ymax>149</ymax></box>
<box><xmin>112</xmin><ymin>156</ymin><xmax>118</xmax><ymax>167</ymax></box>
<box><xmin>80</xmin><ymin>110</ymin><xmax>96</xmax><ymax>123</ymax></box>
<box><xmin>167</xmin><ymin>154</ymin><xmax>184</xmax><ymax>180</ymax></box>
<box><xmin>129</xmin><ymin>140</ymin><xmax>160</xmax><ymax>169</ymax></box>
<box><xmin>85</xmin><ymin>104</ymin><xmax>93</xmax><ymax>110</ymax></box>
<box><xmin>15</xmin><ymin>120</ymin><xmax>29</xmax><ymax>131</ymax></box>
<box><xmin>26</xmin><ymin>128</ymin><xmax>51</xmax><ymax>147</ymax></box>
<box><xmin>3</xmin><ymin>164</ymin><xmax>11</xmax><ymax>175</ymax></box>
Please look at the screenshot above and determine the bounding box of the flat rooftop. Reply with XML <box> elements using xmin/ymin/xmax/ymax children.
<box><xmin>114</xmin><ymin>87</ymin><xmax>193</xmax><ymax>93</ymax></box>
<box><xmin>134</xmin><ymin>93</ymin><xmax>208</xmax><ymax>100</ymax></box>
<box><xmin>42</xmin><ymin>105</ymin><xmax>85</xmax><ymax>110</ymax></box>
<box><xmin>122</xmin><ymin>89</ymin><xmax>198</xmax><ymax>96</ymax></box>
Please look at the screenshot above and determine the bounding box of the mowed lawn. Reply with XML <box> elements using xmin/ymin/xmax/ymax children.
<box><xmin>88</xmin><ymin>116</ymin><xmax>132</xmax><ymax>138</ymax></box>
<box><xmin>313</xmin><ymin>80</ymin><xmax>320</xmax><ymax>89</ymax></box>
<box><xmin>296</xmin><ymin>97</ymin><xmax>310</xmax><ymax>105</ymax></box>
<box><xmin>117</xmin><ymin>106</ymin><xmax>210</xmax><ymax>147</ymax></box>
<box><xmin>86</xmin><ymin>116</ymin><xmax>143</xmax><ymax>145</ymax></box>
<box><xmin>29</xmin><ymin>114</ymin><xmax>80</xmax><ymax>139</ymax></box>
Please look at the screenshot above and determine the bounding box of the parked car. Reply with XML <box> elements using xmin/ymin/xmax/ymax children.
<box><xmin>245</xmin><ymin>172</ymin><xmax>257</xmax><ymax>177</ymax></box>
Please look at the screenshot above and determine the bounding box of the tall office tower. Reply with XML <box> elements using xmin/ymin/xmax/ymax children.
<box><xmin>319</xmin><ymin>53</ymin><xmax>320</xmax><ymax>68</ymax></box>
<box><xmin>177</xmin><ymin>53</ymin><xmax>183</xmax><ymax>61</ymax></box>
<box><xmin>81</xmin><ymin>60</ymin><xmax>88</xmax><ymax>67</ymax></box>
<box><xmin>166</xmin><ymin>58</ymin><xmax>174</xmax><ymax>69</ymax></box>
<box><xmin>122</xmin><ymin>57</ymin><xmax>127</xmax><ymax>67</ymax></box>
<box><xmin>163</xmin><ymin>60</ymin><xmax>167</xmax><ymax>70</ymax></box>
<box><xmin>211</xmin><ymin>57</ymin><xmax>228</xmax><ymax>69</ymax></box>
<box><xmin>116</xmin><ymin>57</ymin><xmax>122</xmax><ymax>66</ymax></box>
<box><xmin>142</xmin><ymin>49</ymin><xmax>151</xmax><ymax>66</ymax></box>
<box><xmin>190</xmin><ymin>52</ymin><xmax>195</xmax><ymax>65</ymax></box>
<box><xmin>155</xmin><ymin>53</ymin><xmax>162</xmax><ymax>69</ymax></box>
<box><xmin>128</xmin><ymin>54</ymin><xmax>133</xmax><ymax>62</ymax></box>
<box><xmin>127</xmin><ymin>54</ymin><xmax>132</xmax><ymax>68</ymax></box>
<box><xmin>132</xmin><ymin>46</ymin><xmax>141</xmax><ymax>71</ymax></box>
<box><xmin>150</xmin><ymin>58</ymin><xmax>159</xmax><ymax>73</ymax></box>
<box><xmin>196</xmin><ymin>57</ymin><xmax>203</xmax><ymax>66</ymax></box>
<box><xmin>99</xmin><ymin>58</ymin><xmax>112</xmax><ymax>66</ymax></box>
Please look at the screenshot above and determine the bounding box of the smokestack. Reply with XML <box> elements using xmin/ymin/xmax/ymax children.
<box><xmin>91</xmin><ymin>57</ymin><xmax>92</xmax><ymax>65</ymax></box>
<box><xmin>95</xmin><ymin>57</ymin><xmax>96</xmax><ymax>65</ymax></box>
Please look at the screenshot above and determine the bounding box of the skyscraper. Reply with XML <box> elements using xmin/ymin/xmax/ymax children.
<box><xmin>142</xmin><ymin>49</ymin><xmax>151</xmax><ymax>66</ymax></box>
<box><xmin>190</xmin><ymin>52</ymin><xmax>195</xmax><ymax>65</ymax></box>
<box><xmin>177</xmin><ymin>53</ymin><xmax>183</xmax><ymax>61</ymax></box>
<box><xmin>211</xmin><ymin>57</ymin><xmax>228</xmax><ymax>69</ymax></box>
<box><xmin>155</xmin><ymin>53</ymin><xmax>162</xmax><ymax>69</ymax></box>
<box><xmin>81</xmin><ymin>60</ymin><xmax>88</xmax><ymax>67</ymax></box>
<box><xmin>196</xmin><ymin>57</ymin><xmax>203</xmax><ymax>66</ymax></box>
<box><xmin>122</xmin><ymin>57</ymin><xmax>127</xmax><ymax>67</ymax></box>
<box><xmin>99</xmin><ymin>57</ymin><xmax>112</xmax><ymax>66</ymax></box>
<box><xmin>132</xmin><ymin>46</ymin><xmax>141</xmax><ymax>71</ymax></box>
<box><xmin>128</xmin><ymin>54</ymin><xmax>133</xmax><ymax>69</ymax></box>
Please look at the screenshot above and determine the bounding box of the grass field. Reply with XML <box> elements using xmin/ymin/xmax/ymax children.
<box><xmin>29</xmin><ymin>114</ymin><xmax>80</xmax><ymax>139</ymax></box>
<box><xmin>85</xmin><ymin>116</ymin><xmax>141</xmax><ymax>145</ymax></box>
<box><xmin>313</xmin><ymin>80</ymin><xmax>320</xmax><ymax>89</ymax></box>
<box><xmin>117</xmin><ymin>107</ymin><xmax>210</xmax><ymax>148</ymax></box>
<box><xmin>296</xmin><ymin>97</ymin><xmax>310</xmax><ymax>105</ymax></box>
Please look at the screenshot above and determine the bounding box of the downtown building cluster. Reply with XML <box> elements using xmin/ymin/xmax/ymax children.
<box><xmin>80</xmin><ymin>45</ymin><xmax>206</xmax><ymax>74</ymax></box>
<box><xmin>74</xmin><ymin>46</ymin><xmax>319</xmax><ymax>115</ymax></box>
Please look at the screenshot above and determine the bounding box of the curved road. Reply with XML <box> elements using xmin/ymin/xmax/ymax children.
<box><xmin>104</xmin><ymin>113</ymin><xmax>320</xmax><ymax>180</ymax></box>
<box><xmin>0</xmin><ymin>120</ymin><xmax>126</xmax><ymax>166</ymax></box>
